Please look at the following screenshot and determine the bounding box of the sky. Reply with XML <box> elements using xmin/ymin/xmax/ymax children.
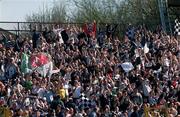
<box><xmin>0</xmin><ymin>0</ymin><xmax>55</xmax><ymax>30</ymax></box>
<box><xmin>0</xmin><ymin>0</ymin><xmax>54</xmax><ymax>21</ymax></box>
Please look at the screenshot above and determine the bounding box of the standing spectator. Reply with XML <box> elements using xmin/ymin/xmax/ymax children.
<box><xmin>32</xmin><ymin>27</ymin><xmax>40</xmax><ymax>48</ymax></box>
<box><xmin>5</xmin><ymin>57</ymin><xmax>18</xmax><ymax>80</ymax></box>
<box><xmin>130</xmin><ymin>106</ymin><xmax>140</xmax><ymax>117</ymax></box>
<box><xmin>0</xmin><ymin>22</ymin><xmax>179</xmax><ymax>117</ymax></box>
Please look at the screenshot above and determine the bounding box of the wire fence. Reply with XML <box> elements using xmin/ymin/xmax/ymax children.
<box><xmin>0</xmin><ymin>21</ymin><xmax>176</xmax><ymax>39</ymax></box>
<box><xmin>0</xmin><ymin>21</ymin><xmax>128</xmax><ymax>39</ymax></box>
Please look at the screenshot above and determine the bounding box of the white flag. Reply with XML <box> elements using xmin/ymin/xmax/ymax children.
<box><xmin>121</xmin><ymin>62</ymin><xmax>134</xmax><ymax>72</ymax></box>
<box><xmin>144</xmin><ymin>43</ymin><xmax>149</xmax><ymax>54</ymax></box>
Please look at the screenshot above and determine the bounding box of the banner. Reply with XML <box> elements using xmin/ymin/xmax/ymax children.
<box><xmin>35</xmin><ymin>61</ymin><xmax>53</xmax><ymax>78</ymax></box>
<box><xmin>30</xmin><ymin>53</ymin><xmax>50</xmax><ymax>68</ymax></box>
<box><xmin>144</xmin><ymin>43</ymin><xmax>149</xmax><ymax>54</ymax></box>
<box><xmin>30</xmin><ymin>53</ymin><xmax>52</xmax><ymax>77</ymax></box>
<box><xmin>21</xmin><ymin>53</ymin><xmax>30</xmax><ymax>74</ymax></box>
<box><xmin>83</xmin><ymin>21</ymin><xmax>96</xmax><ymax>37</ymax></box>
<box><xmin>174</xmin><ymin>19</ymin><xmax>180</xmax><ymax>36</ymax></box>
<box><xmin>21</xmin><ymin>52</ymin><xmax>59</xmax><ymax>78</ymax></box>
<box><xmin>121</xmin><ymin>62</ymin><xmax>134</xmax><ymax>72</ymax></box>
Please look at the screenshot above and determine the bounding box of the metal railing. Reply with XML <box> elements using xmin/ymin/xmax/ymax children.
<box><xmin>0</xmin><ymin>21</ymin><xmax>85</xmax><ymax>35</ymax></box>
<box><xmin>0</xmin><ymin>21</ymin><xmax>125</xmax><ymax>38</ymax></box>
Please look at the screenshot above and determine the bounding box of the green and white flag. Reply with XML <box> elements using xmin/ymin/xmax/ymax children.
<box><xmin>21</xmin><ymin>52</ymin><xmax>59</xmax><ymax>77</ymax></box>
<box><xmin>21</xmin><ymin>53</ymin><xmax>31</xmax><ymax>74</ymax></box>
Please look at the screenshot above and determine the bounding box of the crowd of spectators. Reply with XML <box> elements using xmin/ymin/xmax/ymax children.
<box><xmin>0</xmin><ymin>22</ymin><xmax>180</xmax><ymax>117</ymax></box>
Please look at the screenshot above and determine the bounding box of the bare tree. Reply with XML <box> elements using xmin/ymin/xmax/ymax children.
<box><xmin>25</xmin><ymin>0</ymin><xmax>67</xmax><ymax>23</ymax></box>
<box><xmin>25</xmin><ymin>0</ymin><xmax>164</xmax><ymax>36</ymax></box>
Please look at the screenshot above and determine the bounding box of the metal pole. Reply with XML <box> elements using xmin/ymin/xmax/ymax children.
<box><xmin>158</xmin><ymin>0</ymin><xmax>166</xmax><ymax>32</ymax></box>
<box><xmin>165</xmin><ymin>0</ymin><xmax>172</xmax><ymax>35</ymax></box>
<box><xmin>18</xmin><ymin>22</ymin><xmax>20</xmax><ymax>37</ymax></box>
